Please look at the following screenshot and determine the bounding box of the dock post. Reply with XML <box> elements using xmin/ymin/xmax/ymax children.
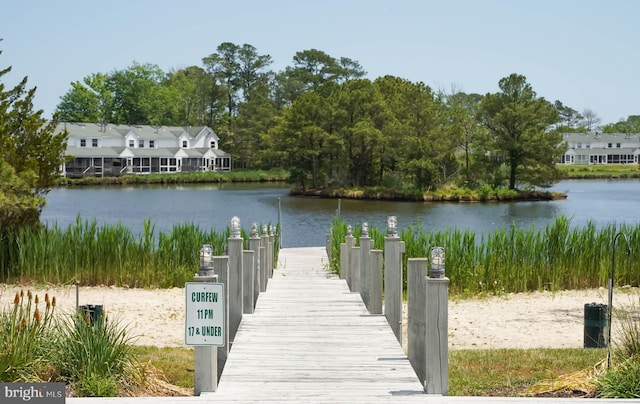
<box><xmin>248</xmin><ymin>224</ymin><xmax>261</xmax><ymax>308</ymax></box>
<box><xmin>351</xmin><ymin>245</ymin><xmax>360</xmax><ymax>293</ymax></box>
<box><xmin>359</xmin><ymin>223</ymin><xmax>372</xmax><ymax>308</ymax></box>
<box><xmin>369</xmin><ymin>249</ymin><xmax>383</xmax><ymax>314</ymax></box>
<box><xmin>425</xmin><ymin>247</ymin><xmax>449</xmax><ymax>395</ymax></box>
<box><xmin>345</xmin><ymin>226</ymin><xmax>355</xmax><ymax>290</ymax></box>
<box><xmin>384</xmin><ymin>216</ymin><xmax>404</xmax><ymax>344</ymax></box>
<box><xmin>268</xmin><ymin>225</ymin><xmax>275</xmax><ymax>278</ymax></box>
<box><xmin>407</xmin><ymin>258</ymin><xmax>428</xmax><ymax>385</ymax></box>
<box><xmin>228</xmin><ymin>217</ymin><xmax>243</xmax><ymax>343</ymax></box>
<box><xmin>242</xmin><ymin>250</ymin><xmax>254</xmax><ymax>314</ymax></box>
<box><xmin>260</xmin><ymin>226</ymin><xmax>269</xmax><ymax>291</ymax></box>
<box><xmin>213</xmin><ymin>256</ymin><xmax>229</xmax><ymax>381</ymax></box>
<box><xmin>339</xmin><ymin>241</ymin><xmax>348</xmax><ymax>280</ymax></box>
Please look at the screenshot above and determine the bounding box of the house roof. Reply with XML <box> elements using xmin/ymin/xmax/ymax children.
<box><xmin>57</xmin><ymin>122</ymin><xmax>219</xmax><ymax>141</ymax></box>
<box><xmin>562</xmin><ymin>132</ymin><xmax>640</xmax><ymax>143</ymax></box>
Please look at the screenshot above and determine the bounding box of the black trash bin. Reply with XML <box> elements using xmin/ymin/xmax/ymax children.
<box><xmin>79</xmin><ymin>304</ymin><xmax>103</xmax><ymax>325</ymax></box>
<box><xmin>584</xmin><ymin>302</ymin><xmax>608</xmax><ymax>348</ymax></box>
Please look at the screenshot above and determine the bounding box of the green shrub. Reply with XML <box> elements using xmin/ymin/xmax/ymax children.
<box><xmin>597</xmin><ymin>357</ymin><xmax>640</xmax><ymax>398</ymax></box>
<box><xmin>51</xmin><ymin>312</ymin><xmax>139</xmax><ymax>397</ymax></box>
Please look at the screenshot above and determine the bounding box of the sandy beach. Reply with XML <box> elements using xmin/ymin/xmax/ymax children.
<box><xmin>2</xmin><ymin>282</ymin><xmax>638</xmax><ymax>351</ymax></box>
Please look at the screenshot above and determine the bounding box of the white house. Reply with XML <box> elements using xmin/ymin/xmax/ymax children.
<box><xmin>559</xmin><ymin>132</ymin><xmax>640</xmax><ymax>165</ymax></box>
<box><xmin>58</xmin><ymin>122</ymin><xmax>232</xmax><ymax>177</ymax></box>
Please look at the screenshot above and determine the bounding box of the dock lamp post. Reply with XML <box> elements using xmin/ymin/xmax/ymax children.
<box><xmin>430</xmin><ymin>247</ymin><xmax>445</xmax><ymax>278</ymax></box>
<box><xmin>387</xmin><ymin>216</ymin><xmax>398</xmax><ymax>237</ymax></box>
<box><xmin>230</xmin><ymin>216</ymin><xmax>241</xmax><ymax>238</ymax></box>
<box><xmin>199</xmin><ymin>244</ymin><xmax>214</xmax><ymax>276</ymax></box>
<box><xmin>608</xmin><ymin>232</ymin><xmax>632</xmax><ymax>368</ymax></box>
<box><xmin>425</xmin><ymin>245</ymin><xmax>449</xmax><ymax>394</ymax></box>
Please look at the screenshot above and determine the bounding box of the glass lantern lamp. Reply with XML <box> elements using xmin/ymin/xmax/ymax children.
<box><xmin>430</xmin><ymin>246</ymin><xmax>445</xmax><ymax>278</ymax></box>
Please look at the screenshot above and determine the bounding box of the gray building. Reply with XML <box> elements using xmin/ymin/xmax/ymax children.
<box><xmin>559</xmin><ymin>132</ymin><xmax>640</xmax><ymax>165</ymax></box>
<box><xmin>58</xmin><ymin>122</ymin><xmax>232</xmax><ymax>177</ymax></box>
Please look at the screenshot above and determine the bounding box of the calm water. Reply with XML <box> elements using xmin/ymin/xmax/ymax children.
<box><xmin>41</xmin><ymin>180</ymin><xmax>640</xmax><ymax>247</ymax></box>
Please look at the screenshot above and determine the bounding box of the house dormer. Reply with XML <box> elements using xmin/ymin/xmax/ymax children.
<box><xmin>179</xmin><ymin>133</ymin><xmax>190</xmax><ymax>148</ymax></box>
<box><xmin>124</xmin><ymin>132</ymin><xmax>139</xmax><ymax>149</ymax></box>
<box><xmin>190</xmin><ymin>126</ymin><xmax>220</xmax><ymax>149</ymax></box>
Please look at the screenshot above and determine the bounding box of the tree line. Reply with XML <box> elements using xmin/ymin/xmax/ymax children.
<box><xmin>56</xmin><ymin>42</ymin><xmax>637</xmax><ymax>193</ymax></box>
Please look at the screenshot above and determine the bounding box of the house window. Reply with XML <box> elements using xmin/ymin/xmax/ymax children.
<box><xmin>149</xmin><ymin>140</ymin><xmax>155</xmax><ymax>148</ymax></box>
<box><xmin>182</xmin><ymin>140</ymin><xmax>188</xmax><ymax>148</ymax></box>
<box><xmin>139</xmin><ymin>140</ymin><xmax>144</xmax><ymax>148</ymax></box>
<box><xmin>617</xmin><ymin>143</ymin><xmax>621</xmax><ymax>148</ymax></box>
<box><xmin>129</xmin><ymin>140</ymin><xmax>134</xmax><ymax>148</ymax></box>
<box><xmin>92</xmin><ymin>138</ymin><xmax>98</xmax><ymax>147</ymax></box>
<box><xmin>586</xmin><ymin>143</ymin><xmax>591</xmax><ymax>149</ymax></box>
<box><xmin>210</xmin><ymin>140</ymin><xmax>216</xmax><ymax>148</ymax></box>
<box><xmin>80</xmin><ymin>139</ymin><xmax>86</xmax><ymax>147</ymax></box>
<box><xmin>577</xmin><ymin>142</ymin><xmax>582</xmax><ymax>149</ymax></box>
<box><xmin>608</xmin><ymin>143</ymin><xmax>613</xmax><ymax>148</ymax></box>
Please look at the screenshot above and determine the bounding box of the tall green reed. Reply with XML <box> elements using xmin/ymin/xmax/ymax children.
<box><xmin>1</xmin><ymin>215</ymin><xmax>281</xmax><ymax>288</ymax></box>
<box><xmin>330</xmin><ymin>215</ymin><xmax>640</xmax><ymax>295</ymax></box>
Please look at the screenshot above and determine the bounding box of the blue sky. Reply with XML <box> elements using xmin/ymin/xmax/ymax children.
<box><xmin>1</xmin><ymin>0</ymin><xmax>638</xmax><ymax>125</ymax></box>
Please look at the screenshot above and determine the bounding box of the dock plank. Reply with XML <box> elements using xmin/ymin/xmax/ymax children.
<box><xmin>214</xmin><ymin>247</ymin><xmax>426</xmax><ymax>402</ymax></box>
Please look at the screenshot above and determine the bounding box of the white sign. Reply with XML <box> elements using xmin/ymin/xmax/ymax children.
<box><xmin>185</xmin><ymin>282</ymin><xmax>225</xmax><ymax>346</ymax></box>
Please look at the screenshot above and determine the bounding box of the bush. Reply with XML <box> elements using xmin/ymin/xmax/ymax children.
<box><xmin>597</xmin><ymin>357</ymin><xmax>640</xmax><ymax>398</ymax></box>
<box><xmin>596</xmin><ymin>303</ymin><xmax>640</xmax><ymax>398</ymax></box>
<box><xmin>50</xmin><ymin>312</ymin><xmax>139</xmax><ymax>397</ymax></box>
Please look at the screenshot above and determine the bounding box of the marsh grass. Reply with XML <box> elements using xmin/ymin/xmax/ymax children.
<box><xmin>331</xmin><ymin>215</ymin><xmax>640</xmax><ymax>295</ymax></box>
<box><xmin>0</xmin><ymin>216</ymin><xmax>279</xmax><ymax>287</ymax></box>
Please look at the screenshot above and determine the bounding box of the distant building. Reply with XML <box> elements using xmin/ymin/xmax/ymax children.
<box><xmin>559</xmin><ymin>132</ymin><xmax>640</xmax><ymax>165</ymax></box>
<box><xmin>57</xmin><ymin>122</ymin><xmax>232</xmax><ymax>177</ymax></box>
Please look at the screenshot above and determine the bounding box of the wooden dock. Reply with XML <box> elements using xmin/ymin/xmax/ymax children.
<box><xmin>213</xmin><ymin>247</ymin><xmax>427</xmax><ymax>402</ymax></box>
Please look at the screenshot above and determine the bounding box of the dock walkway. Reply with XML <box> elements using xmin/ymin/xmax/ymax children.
<box><xmin>213</xmin><ymin>246</ymin><xmax>426</xmax><ymax>402</ymax></box>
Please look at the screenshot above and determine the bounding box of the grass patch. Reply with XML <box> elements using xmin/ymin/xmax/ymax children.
<box><xmin>131</xmin><ymin>346</ymin><xmax>194</xmax><ymax>389</ymax></box>
<box><xmin>558</xmin><ymin>164</ymin><xmax>640</xmax><ymax>179</ymax></box>
<box><xmin>450</xmin><ymin>348</ymin><xmax>606</xmax><ymax>396</ymax></box>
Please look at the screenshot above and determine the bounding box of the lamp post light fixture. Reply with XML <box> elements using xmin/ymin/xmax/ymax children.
<box><xmin>262</xmin><ymin>224</ymin><xmax>268</xmax><ymax>236</ymax></box>
<box><xmin>269</xmin><ymin>225</ymin><xmax>275</xmax><ymax>237</ymax></box>
<box><xmin>347</xmin><ymin>225</ymin><xmax>353</xmax><ymax>237</ymax></box>
<box><xmin>430</xmin><ymin>246</ymin><xmax>445</xmax><ymax>278</ymax></box>
<box><xmin>362</xmin><ymin>222</ymin><xmax>369</xmax><ymax>238</ymax></box>
<box><xmin>387</xmin><ymin>216</ymin><xmax>398</xmax><ymax>237</ymax></box>
<box><xmin>199</xmin><ymin>244</ymin><xmax>214</xmax><ymax>272</ymax></box>
<box><xmin>607</xmin><ymin>232</ymin><xmax>632</xmax><ymax>368</ymax></box>
<box><xmin>250</xmin><ymin>223</ymin><xmax>259</xmax><ymax>238</ymax></box>
<box><xmin>230</xmin><ymin>216</ymin><xmax>241</xmax><ymax>238</ymax></box>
